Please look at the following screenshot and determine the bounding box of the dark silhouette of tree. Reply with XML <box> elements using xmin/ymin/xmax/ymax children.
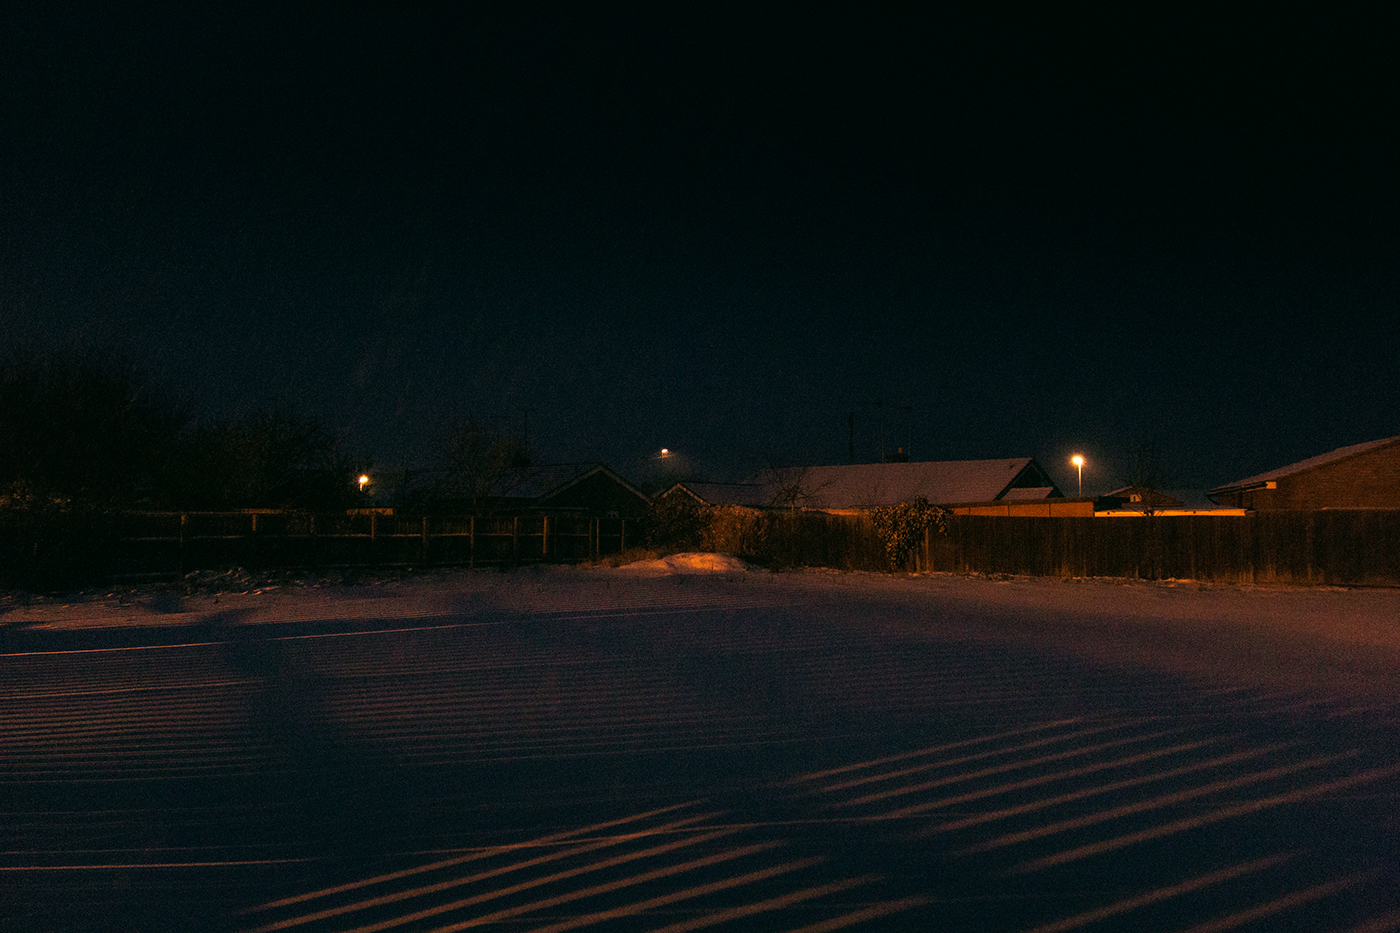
<box><xmin>179</xmin><ymin>406</ymin><xmax>351</xmax><ymax>509</ymax></box>
<box><xmin>760</xmin><ymin>463</ymin><xmax>830</xmax><ymax>514</ymax></box>
<box><xmin>0</xmin><ymin>350</ymin><xmax>188</xmax><ymax>508</ymax></box>
<box><xmin>438</xmin><ymin>416</ymin><xmax>530</xmax><ymax>514</ymax></box>
<box><xmin>1119</xmin><ymin>440</ymin><xmax>1176</xmax><ymax>515</ymax></box>
<box><xmin>0</xmin><ymin>350</ymin><xmax>191</xmax><ymax>588</ymax></box>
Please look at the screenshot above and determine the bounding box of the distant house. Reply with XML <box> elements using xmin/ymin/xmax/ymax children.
<box><xmin>1208</xmin><ymin>434</ymin><xmax>1400</xmax><ymax>510</ymax></box>
<box><xmin>529</xmin><ymin>463</ymin><xmax>651</xmax><ymax>519</ymax></box>
<box><xmin>379</xmin><ymin>462</ymin><xmax>650</xmax><ymax>517</ymax></box>
<box><xmin>662</xmin><ymin>458</ymin><xmax>1084</xmax><ymax>515</ymax></box>
<box><xmin>1096</xmin><ymin>486</ymin><xmax>1247</xmax><ymax>517</ymax></box>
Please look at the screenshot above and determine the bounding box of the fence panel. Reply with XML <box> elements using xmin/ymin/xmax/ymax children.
<box><xmin>926</xmin><ymin>511</ymin><xmax>1400</xmax><ymax>586</ymax></box>
<box><xmin>96</xmin><ymin>508</ymin><xmax>1400</xmax><ymax>585</ymax></box>
<box><xmin>106</xmin><ymin>511</ymin><xmax>646</xmax><ymax>577</ymax></box>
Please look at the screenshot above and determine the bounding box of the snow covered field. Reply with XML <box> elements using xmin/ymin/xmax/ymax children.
<box><xmin>5</xmin><ymin>554</ymin><xmax>1398</xmax><ymax>702</ymax></box>
<box><xmin>6</xmin><ymin>555</ymin><xmax>1400</xmax><ymax>931</ymax></box>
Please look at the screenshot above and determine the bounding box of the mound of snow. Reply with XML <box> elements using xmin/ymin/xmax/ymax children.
<box><xmin>619</xmin><ymin>552</ymin><xmax>752</xmax><ymax>574</ymax></box>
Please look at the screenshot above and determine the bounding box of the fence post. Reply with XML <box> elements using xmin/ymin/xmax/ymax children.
<box><xmin>542</xmin><ymin>515</ymin><xmax>549</xmax><ymax>558</ymax></box>
<box><xmin>512</xmin><ymin>517</ymin><xmax>519</xmax><ymax>564</ymax></box>
<box><xmin>422</xmin><ymin>515</ymin><xmax>429</xmax><ymax>563</ymax></box>
<box><xmin>179</xmin><ymin>513</ymin><xmax>187</xmax><ymax>574</ymax></box>
<box><xmin>469</xmin><ymin>515</ymin><xmax>475</xmax><ymax>569</ymax></box>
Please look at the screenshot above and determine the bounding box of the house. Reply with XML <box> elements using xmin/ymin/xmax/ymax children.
<box><xmin>663</xmin><ymin>458</ymin><xmax>1085</xmax><ymax>515</ymax></box>
<box><xmin>1096</xmin><ymin>486</ymin><xmax>1247</xmax><ymax>517</ymax></box>
<box><xmin>377</xmin><ymin>462</ymin><xmax>651</xmax><ymax>517</ymax></box>
<box><xmin>528</xmin><ymin>463</ymin><xmax>651</xmax><ymax>519</ymax></box>
<box><xmin>1208</xmin><ymin>434</ymin><xmax>1400</xmax><ymax>510</ymax></box>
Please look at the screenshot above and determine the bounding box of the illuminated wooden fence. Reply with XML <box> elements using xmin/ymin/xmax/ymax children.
<box><xmin>923</xmin><ymin>511</ymin><xmax>1400</xmax><ymax>586</ymax></box>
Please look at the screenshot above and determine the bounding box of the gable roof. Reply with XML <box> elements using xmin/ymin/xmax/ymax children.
<box><xmin>532</xmin><ymin>463</ymin><xmax>651</xmax><ymax>513</ymax></box>
<box><xmin>739</xmin><ymin>458</ymin><xmax>1063</xmax><ymax>510</ymax></box>
<box><xmin>387</xmin><ymin>462</ymin><xmax>647</xmax><ymax>512</ymax></box>
<box><xmin>1210</xmin><ymin>434</ymin><xmax>1400</xmax><ymax>495</ymax></box>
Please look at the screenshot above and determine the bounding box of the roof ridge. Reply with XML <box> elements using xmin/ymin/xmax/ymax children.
<box><xmin>1210</xmin><ymin>434</ymin><xmax>1400</xmax><ymax>492</ymax></box>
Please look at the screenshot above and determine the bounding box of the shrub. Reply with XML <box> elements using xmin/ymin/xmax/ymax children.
<box><xmin>644</xmin><ymin>495</ymin><xmax>712</xmax><ymax>552</ymax></box>
<box><xmin>870</xmin><ymin>497</ymin><xmax>949</xmax><ymax>570</ymax></box>
<box><xmin>701</xmin><ymin>505</ymin><xmax>767</xmax><ymax>557</ymax></box>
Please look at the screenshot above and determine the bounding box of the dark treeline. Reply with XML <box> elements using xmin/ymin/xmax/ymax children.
<box><xmin>0</xmin><ymin>351</ymin><xmax>363</xmax><ymax>512</ymax></box>
<box><xmin>1</xmin><ymin>351</ymin><xmax>551</xmax><ymax>588</ymax></box>
<box><xmin>0</xmin><ymin>351</ymin><xmax>378</xmax><ymax>589</ymax></box>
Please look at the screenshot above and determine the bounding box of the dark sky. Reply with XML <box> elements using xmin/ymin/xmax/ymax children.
<box><xmin>4</xmin><ymin>6</ymin><xmax>1397</xmax><ymax>492</ymax></box>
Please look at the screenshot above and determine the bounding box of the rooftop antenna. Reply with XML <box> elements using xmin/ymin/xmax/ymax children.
<box><xmin>877</xmin><ymin>401</ymin><xmax>885</xmax><ymax>462</ymax></box>
<box><xmin>898</xmin><ymin>403</ymin><xmax>912</xmax><ymax>461</ymax></box>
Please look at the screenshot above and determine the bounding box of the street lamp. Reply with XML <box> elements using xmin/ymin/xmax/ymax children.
<box><xmin>1070</xmin><ymin>455</ymin><xmax>1084</xmax><ymax>498</ymax></box>
<box><xmin>358</xmin><ymin>474</ymin><xmax>370</xmax><ymax>492</ymax></box>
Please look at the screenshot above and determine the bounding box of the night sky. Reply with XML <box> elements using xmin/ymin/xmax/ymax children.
<box><xmin>4</xmin><ymin>7</ymin><xmax>1396</xmax><ymax>493</ymax></box>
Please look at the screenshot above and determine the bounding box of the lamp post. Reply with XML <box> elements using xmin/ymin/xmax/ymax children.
<box><xmin>1071</xmin><ymin>455</ymin><xmax>1084</xmax><ymax>498</ymax></box>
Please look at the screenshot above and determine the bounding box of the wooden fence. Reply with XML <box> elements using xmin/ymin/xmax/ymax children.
<box><xmin>113</xmin><ymin>511</ymin><xmax>635</xmax><ymax>575</ymax></box>
<box><xmin>76</xmin><ymin>507</ymin><xmax>1400</xmax><ymax>587</ymax></box>
<box><xmin>920</xmin><ymin>511</ymin><xmax>1400</xmax><ymax>586</ymax></box>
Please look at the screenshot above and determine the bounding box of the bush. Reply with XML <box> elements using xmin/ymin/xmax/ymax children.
<box><xmin>870</xmin><ymin>497</ymin><xmax>949</xmax><ymax>570</ymax></box>
<box><xmin>644</xmin><ymin>496</ymin><xmax>712</xmax><ymax>551</ymax></box>
<box><xmin>700</xmin><ymin>505</ymin><xmax>766</xmax><ymax>557</ymax></box>
<box><xmin>643</xmin><ymin>499</ymin><xmax>888</xmax><ymax>571</ymax></box>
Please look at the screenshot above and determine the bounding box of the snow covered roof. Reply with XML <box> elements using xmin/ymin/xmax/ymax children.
<box><xmin>532</xmin><ymin>463</ymin><xmax>651</xmax><ymax>511</ymax></box>
<box><xmin>1210</xmin><ymin>434</ymin><xmax>1400</xmax><ymax>495</ymax></box>
<box><xmin>738</xmin><ymin>458</ymin><xmax>1063</xmax><ymax>510</ymax></box>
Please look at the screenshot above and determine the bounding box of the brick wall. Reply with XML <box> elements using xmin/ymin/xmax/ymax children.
<box><xmin>1245</xmin><ymin>441</ymin><xmax>1400</xmax><ymax>509</ymax></box>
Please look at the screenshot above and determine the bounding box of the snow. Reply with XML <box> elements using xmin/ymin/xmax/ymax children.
<box><xmin>4</xmin><ymin>556</ymin><xmax>1400</xmax><ymax>703</ymax></box>
<box><xmin>617</xmin><ymin>552</ymin><xmax>753</xmax><ymax>575</ymax></box>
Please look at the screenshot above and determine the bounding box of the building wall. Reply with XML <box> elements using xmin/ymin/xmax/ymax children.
<box><xmin>950</xmin><ymin>500</ymin><xmax>1094</xmax><ymax>517</ymax></box>
<box><xmin>1232</xmin><ymin>442</ymin><xmax>1400</xmax><ymax>509</ymax></box>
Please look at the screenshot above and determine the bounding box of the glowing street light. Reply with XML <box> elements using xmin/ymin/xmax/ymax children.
<box><xmin>1070</xmin><ymin>455</ymin><xmax>1084</xmax><ymax>497</ymax></box>
<box><xmin>358</xmin><ymin>474</ymin><xmax>370</xmax><ymax>492</ymax></box>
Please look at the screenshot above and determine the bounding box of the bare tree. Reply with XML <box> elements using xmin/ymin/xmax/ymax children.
<box><xmin>181</xmin><ymin>405</ymin><xmax>345</xmax><ymax>508</ymax></box>
<box><xmin>439</xmin><ymin>416</ymin><xmax>529</xmax><ymax>514</ymax></box>
<box><xmin>761</xmin><ymin>463</ymin><xmax>830</xmax><ymax>514</ymax></box>
<box><xmin>1120</xmin><ymin>440</ymin><xmax>1176</xmax><ymax>515</ymax></box>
